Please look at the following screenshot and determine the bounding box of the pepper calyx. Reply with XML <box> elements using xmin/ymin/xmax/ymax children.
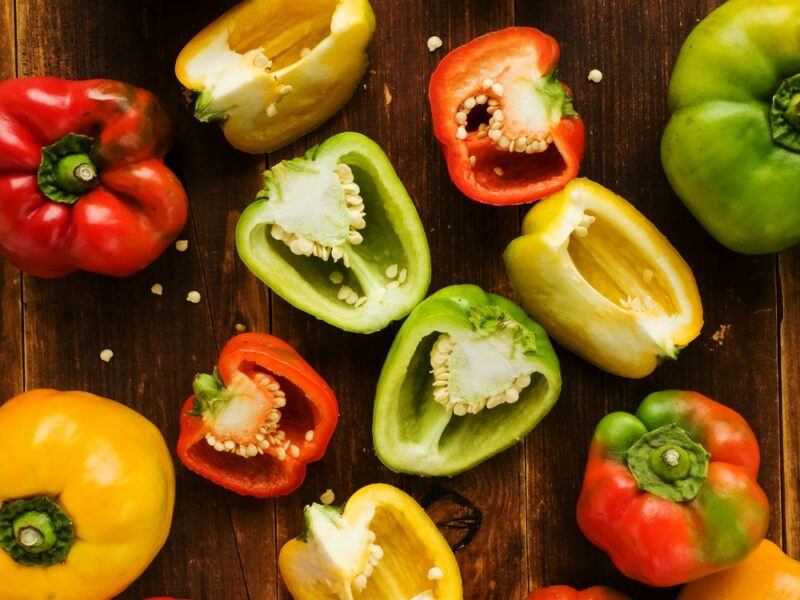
<box><xmin>468</xmin><ymin>305</ymin><xmax>537</xmax><ymax>355</ymax></box>
<box><xmin>194</xmin><ymin>90</ymin><xmax>230</xmax><ymax>123</ymax></box>
<box><xmin>189</xmin><ymin>368</ymin><xmax>229</xmax><ymax>417</ymax></box>
<box><xmin>625</xmin><ymin>423</ymin><xmax>710</xmax><ymax>502</ymax></box>
<box><xmin>0</xmin><ymin>496</ymin><xmax>75</xmax><ymax>566</ymax></box>
<box><xmin>38</xmin><ymin>133</ymin><xmax>100</xmax><ymax>204</ymax></box>
<box><xmin>770</xmin><ymin>74</ymin><xmax>800</xmax><ymax>152</ymax></box>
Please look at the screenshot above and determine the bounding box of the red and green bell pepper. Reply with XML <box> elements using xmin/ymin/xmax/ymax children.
<box><xmin>0</xmin><ymin>77</ymin><xmax>188</xmax><ymax>277</ymax></box>
<box><xmin>178</xmin><ymin>333</ymin><xmax>338</xmax><ymax>498</ymax></box>
<box><xmin>577</xmin><ymin>390</ymin><xmax>769</xmax><ymax>587</ymax></box>
<box><xmin>429</xmin><ymin>27</ymin><xmax>585</xmax><ymax>206</ymax></box>
<box><xmin>373</xmin><ymin>284</ymin><xmax>561</xmax><ymax>476</ymax></box>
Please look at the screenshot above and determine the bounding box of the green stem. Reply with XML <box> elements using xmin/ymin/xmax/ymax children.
<box><xmin>771</xmin><ymin>74</ymin><xmax>800</xmax><ymax>152</ymax></box>
<box><xmin>38</xmin><ymin>133</ymin><xmax>100</xmax><ymax>204</ymax></box>
<box><xmin>54</xmin><ymin>153</ymin><xmax>98</xmax><ymax>193</ymax></box>
<box><xmin>0</xmin><ymin>497</ymin><xmax>74</xmax><ymax>566</ymax></box>
<box><xmin>785</xmin><ymin>93</ymin><xmax>800</xmax><ymax>129</ymax></box>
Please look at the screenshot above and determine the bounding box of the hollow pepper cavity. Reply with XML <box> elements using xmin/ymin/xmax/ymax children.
<box><xmin>527</xmin><ymin>586</ymin><xmax>629</xmax><ymax>600</ymax></box>
<box><xmin>577</xmin><ymin>391</ymin><xmax>769</xmax><ymax>587</ymax></box>
<box><xmin>0</xmin><ymin>389</ymin><xmax>175</xmax><ymax>600</ymax></box>
<box><xmin>0</xmin><ymin>77</ymin><xmax>188</xmax><ymax>278</ymax></box>
<box><xmin>236</xmin><ymin>132</ymin><xmax>431</xmax><ymax>333</ymax></box>
<box><xmin>175</xmin><ymin>0</ymin><xmax>375</xmax><ymax>154</ymax></box>
<box><xmin>504</xmin><ymin>178</ymin><xmax>703</xmax><ymax>378</ymax></box>
<box><xmin>279</xmin><ymin>483</ymin><xmax>462</xmax><ymax>600</ymax></box>
<box><xmin>178</xmin><ymin>333</ymin><xmax>338</xmax><ymax>498</ymax></box>
<box><xmin>429</xmin><ymin>27</ymin><xmax>585</xmax><ymax>205</ymax></box>
<box><xmin>662</xmin><ymin>0</ymin><xmax>800</xmax><ymax>254</ymax></box>
<box><xmin>373</xmin><ymin>284</ymin><xmax>561</xmax><ymax>477</ymax></box>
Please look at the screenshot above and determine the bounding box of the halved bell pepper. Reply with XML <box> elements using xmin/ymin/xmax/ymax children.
<box><xmin>678</xmin><ymin>540</ymin><xmax>800</xmax><ymax>599</ymax></box>
<box><xmin>178</xmin><ymin>333</ymin><xmax>338</xmax><ymax>498</ymax></box>
<box><xmin>373</xmin><ymin>284</ymin><xmax>561</xmax><ymax>477</ymax></box>
<box><xmin>0</xmin><ymin>389</ymin><xmax>175</xmax><ymax>600</ymax></box>
<box><xmin>504</xmin><ymin>178</ymin><xmax>703</xmax><ymax>379</ymax></box>
<box><xmin>279</xmin><ymin>483</ymin><xmax>462</xmax><ymax>599</ymax></box>
<box><xmin>577</xmin><ymin>391</ymin><xmax>769</xmax><ymax>587</ymax></box>
<box><xmin>527</xmin><ymin>586</ymin><xmax>628</xmax><ymax>600</ymax></box>
<box><xmin>0</xmin><ymin>77</ymin><xmax>188</xmax><ymax>278</ymax></box>
<box><xmin>662</xmin><ymin>0</ymin><xmax>800</xmax><ymax>254</ymax></box>
<box><xmin>175</xmin><ymin>0</ymin><xmax>375</xmax><ymax>154</ymax></box>
<box><xmin>429</xmin><ymin>28</ymin><xmax>585</xmax><ymax>205</ymax></box>
<box><xmin>236</xmin><ymin>132</ymin><xmax>431</xmax><ymax>333</ymax></box>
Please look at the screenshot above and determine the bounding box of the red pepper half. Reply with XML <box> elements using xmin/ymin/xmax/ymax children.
<box><xmin>178</xmin><ymin>333</ymin><xmax>338</xmax><ymax>498</ymax></box>
<box><xmin>577</xmin><ymin>391</ymin><xmax>769</xmax><ymax>587</ymax></box>
<box><xmin>527</xmin><ymin>586</ymin><xmax>629</xmax><ymax>600</ymax></box>
<box><xmin>0</xmin><ymin>77</ymin><xmax>188</xmax><ymax>278</ymax></box>
<box><xmin>429</xmin><ymin>28</ymin><xmax>585</xmax><ymax>206</ymax></box>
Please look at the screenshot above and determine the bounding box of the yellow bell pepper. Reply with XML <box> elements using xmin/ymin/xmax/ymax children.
<box><xmin>0</xmin><ymin>389</ymin><xmax>175</xmax><ymax>600</ymax></box>
<box><xmin>279</xmin><ymin>483</ymin><xmax>462</xmax><ymax>600</ymax></box>
<box><xmin>504</xmin><ymin>178</ymin><xmax>703</xmax><ymax>378</ymax></box>
<box><xmin>679</xmin><ymin>540</ymin><xmax>800</xmax><ymax>599</ymax></box>
<box><xmin>175</xmin><ymin>0</ymin><xmax>376</xmax><ymax>154</ymax></box>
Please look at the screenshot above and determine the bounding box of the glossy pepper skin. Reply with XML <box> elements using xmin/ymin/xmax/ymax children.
<box><xmin>236</xmin><ymin>132</ymin><xmax>431</xmax><ymax>333</ymax></box>
<box><xmin>504</xmin><ymin>178</ymin><xmax>703</xmax><ymax>379</ymax></box>
<box><xmin>175</xmin><ymin>0</ymin><xmax>375</xmax><ymax>154</ymax></box>
<box><xmin>679</xmin><ymin>540</ymin><xmax>800</xmax><ymax>599</ymax></box>
<box><xmin>279</xmin><ymin>483</ymin><xmax>462</xmax><ymax>600</ymax></box>
<box><xmin>0</xmin><ymin>389</ymin><xmax>175</xmax><ymax>600</ymax></box>
<box><xmin>429</xmin><ymin>28</ymin><xmax>584</xmax><ymax>205</ymax></box>
<box><xmin>178</xmin><ymin>333</ymin><xmax>338</xmax><ymax>498</ymax></box>
<box><xmin>527</xmin><ymin>586</ymin><xmax>628</xmax><ymax>600</ymax></box>
<box><xmin>577</xmin><ymin>391</ymin><xmax>769</xmax><ymax>587</ymax></box>
<box><xmin>373</xmin><ymin>284</ymin><xmax>561</xmax><ymax>477</ymax></box>
<box><xmin>662</xmin><ymin>0</ymin><xmax>800</xmax><ymax>254</ymax></box>
<box><xmin>0</xmin><ymin>77</ymin><xmax>188</xmax><ymax>278</ymax></box>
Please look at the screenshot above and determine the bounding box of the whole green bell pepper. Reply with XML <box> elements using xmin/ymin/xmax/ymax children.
<box><xmin>372</xmin><ymin>284</ymin><xmax>561</xmax><ymax>476</ymax></box>
<box><xmin>662</xmin><ymin>0</ymin><xmax>800</xmax><ymax>254</ymax></box>
<box><xmin>236</xmin><ymin>132</ymin><xmax>431</xmax><ymax>333</ymax></box>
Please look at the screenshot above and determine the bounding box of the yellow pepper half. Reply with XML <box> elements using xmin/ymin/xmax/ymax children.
<box><xmin>279</xmin><ymin>483</ymin><xmax>463</xmax><ymax>600</ymax></box>
<box><xmin>504</xmin><ymin>178</ymin><xmax>703</xmax><ymax>378</ymax></box>
<box><xmin>175</xmin><ymin>0</ymin><xmax>376</xmax><ymax>154</ymax></box>
<box><xmin>0</xmin><ymin>389</ymin><xmax>175</xmax><ymax>600</ymax></box>
<box><xmin>679</xmin><ymin>540</ymin><xmax>800</xmax><ymax>599</ymax></box>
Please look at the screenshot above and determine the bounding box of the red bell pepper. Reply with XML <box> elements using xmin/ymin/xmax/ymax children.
<box><xmin>0</xmin><ymin>77</ymin><xmax>188</xmax><ymax>278</ymax></box>
<box><xmin>178</xmin><ymin>333</ymin><xmax>338</xmax><ymax>498</ymax></box>
<box><xmin>577</xmin><ymin>391</ymin><xmax>769</xmax><ymax>587</ymax></box>
<box><xmin>429</xmin><ymin>28</ymin><xmax>585</xmax><ymax>206</ymax></box>
<box><xmin>527</xmin><ymin>586</ymin><xmax>629</xmax><ymax>600</ymax></box>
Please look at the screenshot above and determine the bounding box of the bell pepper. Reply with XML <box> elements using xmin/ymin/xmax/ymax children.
<box><xmin>178</xmin><ymin>332</ymin><xmax>338</xmax><ymax>498</ymax></box>
<box><xmin>527</xmin><ymin>586</ymin><xmax>629</xmax><ymax>600</ymax></box>
<box><xmin>662</xmin><ymin>0</ymin><xmax>800</xmax><ymax>254</ymax></box>
<box><xmin>236</xmin><ymin>132</ymin><xmax>431</xmax><ymax>333</ymax></box>
<box><xmin>279</xmin><ymin>483</ymin><xmax>462</xmax><ymax>600</ymax></box>
<box><xmin>0</xmin><ymin>389</ymin><xmax>175</xmax><ymax>600</ymax></box>
<box><xmin>504</xmin><ymin>178</ymin><xmax>703</xmax><ymax>379</ymax></box>
<box><xmin>373</xmin><ymin>284</ymin><xmax>561</xmax><ymax>477</ymax></box>
<box><xmin>577</xmin><ymin>390</ymin><xmax>769</xmax><ymax>587</ymax></box>
<box><xmin>429</xmin><ymin>27</ymin><xmax>585</xmax><ymax>206</ymax></box>
<box><xmin>0</xmin><ymin>77</ymin><xmax>188</xmax><ymax>278</ymax></box>
<box><xmin>175</xmin><ymin>0</ymin><xmax>375</xmax><ymax>154</ymax></box>
<box><xmin>678</xmin><ymin>540</ymin><xmax>800</xmax><ymax>599</ymax></box>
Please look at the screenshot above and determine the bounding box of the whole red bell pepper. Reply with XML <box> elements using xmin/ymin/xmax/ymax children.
<box><xmin>577</xmin><ymin>391</ymin><xmax>769</xmax><ymax>587</ymax></box>
<box><xmin>0</xmin><ymin>77</ymin><xmax>188</xmax><ymax>278</ymax></box>
<box><xmin>429</xmin><ymin>28</ymin><xmax>584</xmax><ymax>206</ymax></box>
<box><xmin>178</xmin><ymin>333</ymin><xmax>338</xmax><ymax>498</ymax></box>
<box><xmin>527</xmin><ymin>586</ymin><xmax>628</xmax><ymax>600</ymax></box>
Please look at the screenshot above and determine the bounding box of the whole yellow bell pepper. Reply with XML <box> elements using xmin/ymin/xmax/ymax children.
<box><xmin>279</xmin><ymin>483</ymin><xmax>462</xmax><ymax>599</ymax></box>
<box><xmin>0</xmin><ymin>389</ymin><xmax>175</xmax><ymax>600</ymax></box>
<box><xmin>175</xmin><ymin>0</ymin><xmax>376</xmax><ymax>154</ymax></box>
<box><xmin>504</xmin><ymin>178</ymin><xmax>703</xmax><ymax>378</ymax></box>
<box><xmin>679</xmin><ymin>540</ymin><xmax>800</xmax><ymax>599</ymax></box>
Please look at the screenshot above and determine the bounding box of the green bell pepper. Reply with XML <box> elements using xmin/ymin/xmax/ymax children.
<box><xmin>372</xmin><ymin>284</ymin><xmax>561</xmax><ymax>476</ymax></box>
<box><xmin>236</xmin><ymin>132</ymin><xmax>431</xmax><ymax>333</ymax></box>
<box><xmin>662</xmin><ymin>0</ymin><xmax>800</xmax><ymax>254</ymax></box>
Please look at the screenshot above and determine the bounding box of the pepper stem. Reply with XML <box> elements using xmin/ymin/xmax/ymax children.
<box><xmin>0</xmin><ymin>497</ymin><xmax>75</xmax><ymax>566</ymax></box>
<box><xmin>37</xmin><ymin>133</ymin><xmax>100</xmax><ymax>204</ymax></box>
<box><xmin>771</xmin><ymin>74</ymin><xmax>800</xmax><ymax>151</ymax></box>
<box><xmin>785</xmin><ymin>93</ymin><xmax>800</xmax><ymax>129</ymax></box>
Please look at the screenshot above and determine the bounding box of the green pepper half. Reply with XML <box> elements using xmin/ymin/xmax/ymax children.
<box><xmin>236</xmin><ymin>132</ymin><xmax>431</xmax><ymax>333</ymax></box>
<box><xmin>662</xmin><ymin>0</ymin><xmax>800</xmax><ymax>254</ymax></box>
<box><xmin>373</xmin><ymin>284</ymin><xmax>561</xmax><ymax>476</ymax></box>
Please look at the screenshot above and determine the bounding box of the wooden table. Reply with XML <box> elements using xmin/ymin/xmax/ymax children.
<box><xmin>1</xmin><ymin>1</ymin><xmax>797</xmax><ymax>598</ymax></box>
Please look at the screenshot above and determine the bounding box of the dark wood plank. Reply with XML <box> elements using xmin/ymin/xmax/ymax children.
<box><xmin>14</xmin><ymin>1</ymin><xmax>251</xmax><ymax>598</ymax></box>
<box><xmin>518</xmin><ymin>0</ymin><xmax>783</xmax><ymax>597</ymax></box>
<box><xmin>781</xmin><ymin>247</ymin><xmax>800</xmax><ymax>557</ymax></box>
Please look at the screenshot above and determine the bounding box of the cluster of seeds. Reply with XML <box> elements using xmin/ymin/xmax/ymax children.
<box><xmin>352</xmin><ymin>532</ymin><xmax>383</xmax><ymax>593</ymax></box>
<box><xmin>620</xmin><ymin>295</ymin><xmax>657</xmax><ymax>314</ymax></box>
<box><xmin>429</xmin><ymin>334</ymin><xmax>533</xmax><ymax>415</ymax></box>
<box><xmin>271</xmin><ymin>163</ymin><xmax>365</xmax><ymax>267</ymax></box>
<box><xmin>572</xmin><ymin>212</ymin><xmax>596</xmax><ymax>238</ymax></box>
<box><xmin>328</xmin><ymin>262</ymin><xmax>408</xmax><ymax>310</ymax></box>
<box><xmin>243</xmin><ymin>47</ymin><xmax>298</xmax><ymax>119</ymax></box>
